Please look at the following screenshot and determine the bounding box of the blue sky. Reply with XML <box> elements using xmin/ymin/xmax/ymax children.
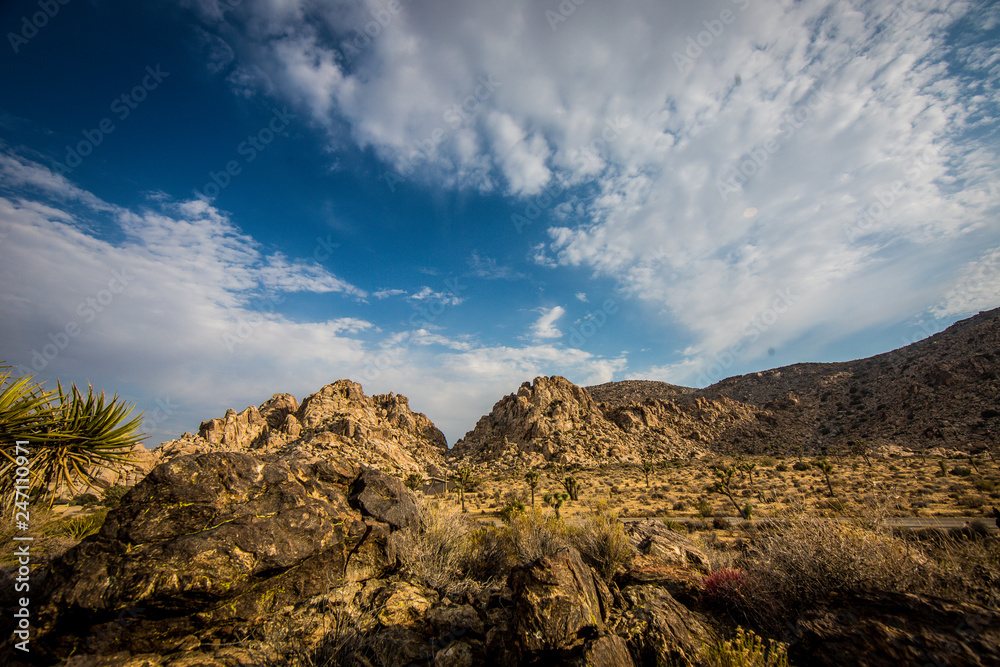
<box><xmin>1</xmin><ymin>0</ymin><xmax>998</xmax><ymax>446</ymax></box>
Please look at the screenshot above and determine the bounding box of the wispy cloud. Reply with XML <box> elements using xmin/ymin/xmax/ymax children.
<box><xmin>531</xmin><ymin>306</ymin><xmax>565</xmax><ymax>340</ymax></box>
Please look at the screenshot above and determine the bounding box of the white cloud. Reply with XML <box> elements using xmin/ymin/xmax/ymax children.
<box><xmin>930</xmin><ymin>246</ymin><xmax>1000</xmax><ymax>319</ymax></box>
<box><xmin>188</xmin><ymin>2</ymin><xmax>998</xmax><ymax>380</ymax></box>
<box><xmin>575</xmin><ymin>292</ymin><xmax>588</xmax><ymax>302</ymax></box>
<box><xmin>531</xmin><ymin>306</ymin><xmax>565</xmax><ymax>340</ymax></box>
<box><xmin>0</xmin><ymin>151</ymin><xmax>628</xmax><ymax>445</ymax></box>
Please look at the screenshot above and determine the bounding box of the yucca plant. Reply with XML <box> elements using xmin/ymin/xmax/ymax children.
<box><xmin>0</xmin><ymin>364</ymin><xmax>145</xmax><ymax>508</ymax></box>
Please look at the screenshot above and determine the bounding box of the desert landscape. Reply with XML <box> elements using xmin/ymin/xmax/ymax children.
<box><xmin>2</xmin><ymin>308</ymin><xmax>999</xmax><ymax>666</ymax></box>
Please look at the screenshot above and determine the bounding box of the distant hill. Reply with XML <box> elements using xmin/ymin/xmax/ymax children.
<box><xmin>453</xmin><ymin>307</ymin><xmax>1000</xmax><ymax>466</ymax></box>
<box><xmin>586</xmin><ymin>380</ymin><xmax>697</xmax><ymax>405</ymax></box>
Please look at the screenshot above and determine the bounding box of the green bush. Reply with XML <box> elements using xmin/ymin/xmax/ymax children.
<box><xmin>499</xmin><ymin>498</ymin><xmax>526</xmax><ymax>524</ymax></box>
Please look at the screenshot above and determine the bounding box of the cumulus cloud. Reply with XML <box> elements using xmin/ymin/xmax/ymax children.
<box><xmin>184</xmin><ymin>0</ymin><xmax>998</xmax><ymax>386</ymax></box>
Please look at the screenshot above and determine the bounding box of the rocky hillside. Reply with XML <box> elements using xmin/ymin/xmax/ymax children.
<box><xmin>153</xmin><ymin>379</ymin><xmax>448</xmax><ymax>476</ymax></box>
<box><xmin>585</xmin><ymin>307</ymin><xmax>1000</xmax><ymax>456</ymax></box>
<box><xmin>449</xmin><ymin>375</ymin><xmax>763</xmax><ymax>467</ymax></box>
<box><xmin>697</xmin><ymin>307</ymin><xmax>1000</xmax><ymax>454</ymax></box>
<box><xmin>453</xmin><ymin>309</ymin><xmax>999</xmax><ymax>466</ymax></box>
<box><xmin>587</xmin><ymin>379</ymin><xmax>697</xmax><ymax>405</ymax></box>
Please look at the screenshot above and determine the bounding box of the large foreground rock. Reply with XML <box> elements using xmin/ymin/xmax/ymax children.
<box><xmin>5</xmin><ymin>452</ymin><xmax>424</xmax><ymax>665</ymax></box>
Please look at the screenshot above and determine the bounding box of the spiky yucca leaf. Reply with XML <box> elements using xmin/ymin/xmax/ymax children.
<box><xmin>0</xmin><ymin>365</ymin><xmax>145</xmax><ymax>508</ymax></box>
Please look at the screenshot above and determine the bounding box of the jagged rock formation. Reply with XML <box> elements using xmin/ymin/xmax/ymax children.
<box><xmin>449</xmin><ymin>375</ymin><xmax>767</xmax><ymax>467</ymax></box>
<box><xmin>154</xmin><ymin>380</ymin><xmax>447</xmax><ymax>476</ymax></box>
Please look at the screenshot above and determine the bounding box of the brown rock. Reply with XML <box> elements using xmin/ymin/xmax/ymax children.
<box><xmin>789</xmin><ymin>591</ymin><xmax>1000</xmax><ymax>667</ymax></box>
<box><xmin>507</xmin><ymin>547</ymin><xmax>613</xmax><ymax>653</ymax></box>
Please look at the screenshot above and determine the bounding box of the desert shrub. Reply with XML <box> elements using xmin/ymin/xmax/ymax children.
<box><xmin>701</xmin><ymin>568</ymin><xmax>749</xmax><ymax>608</ymax></box>
<box><xmin>499</xmin><ymin>498</ymin><xmax>526</xmax><ymax>524</ymax></box>
<box><xmin>712</xmin><ymin>517</ymin><xmax>730</xmax><ymax>530</ymax></box>
<box><xmin>760</xmin><ymin>457</ymin><xmax>776</xmax><ymax>467</ymax></box>
<box><xmin>696</xmin><ymin>500</ymin><xmax>715</xmax><ymax>518</ymax></box>
<box><xmin>951</xmin><ymin>466</ymin><xmax>973</xmax><ymax>477</ymax></box>
<box><xmin>46</xmin><ymin>509</ymin><xmax>109</xmax><ymax>540</ymax></box>
<box><xmin>101</xmin><ymin>484</ymin><xmax>130</xmax><ymax>508</ymax></box>
<box><xmin>70</xmin><ymin>493</ymin><xmax>100</xmax><ymax>507</ymax></box>
<box><xmin>972</xmin><ymin>478</ymin><xmax>997</xmax><ymax>493</ymax></box>
<box><xmin>792</xmin><ymin>461</ymin><xmax>810</xmax><ymax>471</ymax></box>
<box><xmin>673</xmin><ymin>500</ymin><xmax>689</xmax><ymax>511</ymax></box>
<box><xmin>505</xmin><ymin>507</ymin><xmax>570</xmax><ymax>565</ymax></box>
<box><xmin>387</xmin><ymin>499</ymin><xmax>474</xmax><ymax>592</ymax></box>
<box><xmin>736</xmin><ymin>517</ymin><xmax>930</xmax><ymax>629</ymax></box>
<box><xmin>687</xmin><ymin>519</ymin><xmax>710</xmax><ymax>533</ymax></box>
<box><xmin>700</xmin><ymin>626</ymin><xmax>788</xmax><ymax>667</ymax></box>
<box><xmin>570</xmin><ymin>504</ymin><xmax>634</xmax><ymax>582</ymax></box>
<box><xmin>957</xmin><ymin>494</ymin><xmax>986</xmax><ymax>509</ymax></box>
<box><xmin>461</xmin><ymin>526</ymin><xmax>512</xmax><ymax>584</ymax></box>
<box><xmin>662</xmin><ymin>519</ymin><xmax>686</xmax><ymax>533</ymax></box>
<box><xmin>775</xmin><ymin>463</ymin><xmax>788</xmax><ymax>472</ymax></box>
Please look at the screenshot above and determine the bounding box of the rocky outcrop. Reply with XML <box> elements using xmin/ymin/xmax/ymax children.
<box><xmin>507</xmin><ymin>547</ymin><xmax>613</xmax><ymax>653</ymax></box>
<box><xmin>154</xmin><ymin>380</ymin><xmax>447</xmax><ymax>476</ymax></box>
<box><xmin>450</xmin><ymin>376</ymin><xmax>765</xmax><ymax>467</ymax></box>
<box><xmin>17</xmin><ymin>452</ymin><xmax>408</xmax><ymax>665</ymax></box>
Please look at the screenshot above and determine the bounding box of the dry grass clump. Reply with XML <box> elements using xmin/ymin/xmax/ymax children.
<box><xmin>568</xmin><ymin>502</ymin><xmax>634</xmax><ymax>581</ymax></box>
<box><xmin>387</xmin><ymin>498</ymin><xmax>478</xmax><ymax>592</ymax></box>
<box><xmin>700</xmin><ymin>626</ymin><xmax>789</xmax><ymax>667</ymax></box>
<box><xmin>505</xmin><ymin>506</ymin><xmax>571</xmax><ymax>564</ymax></box>
<box><xmin>735</xmin><ymin>517</ymin><xmax>929</xmax><ymax>628</ymax></box>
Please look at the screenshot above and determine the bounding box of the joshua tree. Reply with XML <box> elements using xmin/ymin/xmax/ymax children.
<box><xmin>562</xmin><ymin>475</ymin><xmax>581</xmax><ymax>501</ymax></box>
<box><xmin>736</xmin><ymin>459</ymin><xmax>763</xmax><ymax>502</ymax></box>
<box><xmin>452</xmin><ymin>466</ymin><xmax>475</xmax><ymax>513</ymax></box>
<box><xmin>850</xmin><ymin>440</ymin><xmax>873</xmax><ymax>467</ymax></box>
<box><xmin>404</xmin><ymin>473</ymin><xmax>424</xmax><ymax>493</ymax></box>
<box><xmin>525</xmin><ymin>470</ymin><xmax>540</xmax><ymax>506</ymax></box>
<box><xmin>815</xmin><ymin>458</ymin><xmax>836</xmax><ymax>497</ymax></box>
<box><xmin>0</xmin><ymin>364</ymin><xmax>145</xmax><ymax>509</ymax></box>
<box><xmin>641</xmin><ymin>445</ymin><xmax>658</xmax><ymax>488</ymax></box>
<box><xmin>543</xmin><ymin>491</ymin><xmax>569</xmax><ymax>519</ymax></box>
<box><xmin>708</xmin><ymin>465</ymin><xmax>751</xmax><ymax>520</ymax></box>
